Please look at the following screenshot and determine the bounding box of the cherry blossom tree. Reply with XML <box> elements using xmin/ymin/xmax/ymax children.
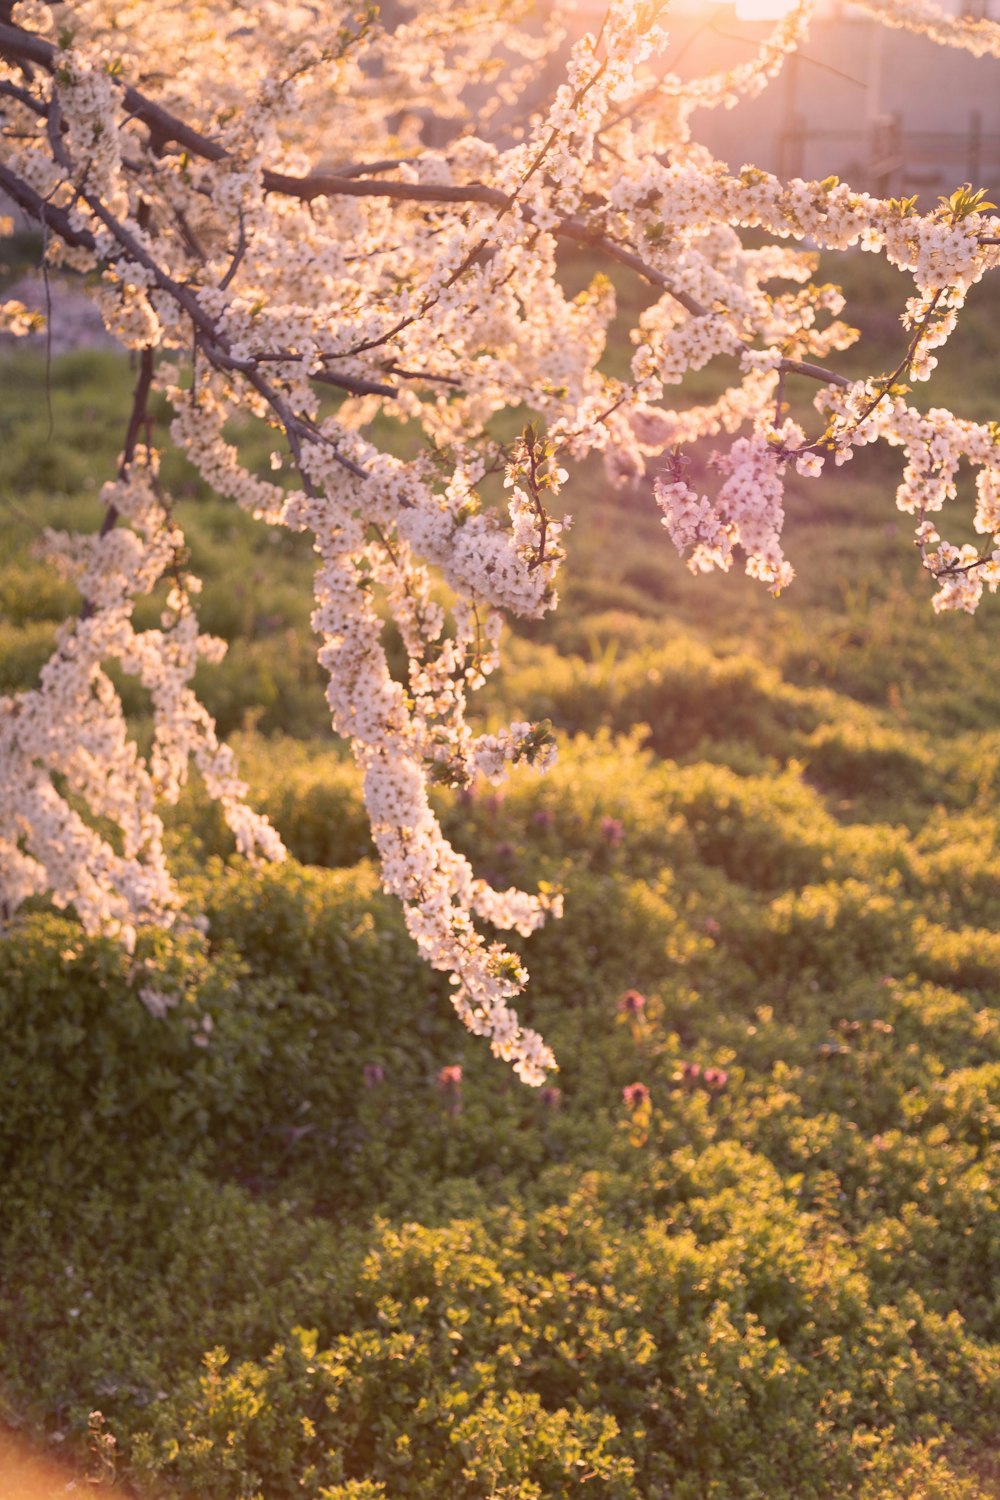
<box><xmin>1</xmin><ymin>0</ymin><xmax>999</xmax><ymax>1083</ymax></box>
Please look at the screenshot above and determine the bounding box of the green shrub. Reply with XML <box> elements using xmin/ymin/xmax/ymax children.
<box><xmin>6</xmin><ymin>330</ymin><xmax>1000</xmax><ymax>1499</ymax></box>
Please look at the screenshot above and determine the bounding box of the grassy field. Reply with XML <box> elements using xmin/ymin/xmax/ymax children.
<box><xmin>2</xmin><ymin>245</ymin><xmax>1000</xmax><ymax>1498</ymax></box>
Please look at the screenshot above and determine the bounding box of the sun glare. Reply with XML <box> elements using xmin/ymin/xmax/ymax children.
<box><xmin>0</xmin><ymin>1427</ymin><xmax>131</xmax><ymax>1500</ymax></box>
<box><xmin>733</xmin><ymin>0</ymin><xmax>798</xmax><ymax>18</ymax></box>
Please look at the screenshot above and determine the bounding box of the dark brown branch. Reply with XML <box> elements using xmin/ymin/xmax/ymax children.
<box><xmin>243</xmin><ymin>351</ymin><xmax>463</xmax><ymax>390</ymax></box>
<box><xmin>310</xmin><ymin>370</ymin><xmax>398</xmax><ymax>397</ymax></box>
<box><xmin>0</xmin><ymin>161</ymin><xmax>97</xmax><ymax>249</ymax></box>
<box><xmin>263</xmin><ymin>168</ymin><xmax>501</xmax><ymax>204</ymax></box>
<box><xmin>0</xmin><ymin>21</ymin><xmax>226</xmax><ymax>159</ymax></box>
<box><xmin>80</xmin><ymin>345</ymin><xmax>155</xmax><ymax>620</ymax></box>
<box><xmin>218</xmin><ymin>210</ymin><xmax>247</xmax><ymax>291</ymax></box>
<box><xmin>939</xmin><ymin>556</ymin><xmax>994</xmax><ymax>577</ymax></box>
<box><xmin>260</xmin><ymin>173</ymin><xmax>713</xmax><ymax>316</ymax></box>
<box><xmin>0</xmin><ymin>19</ymin><xmax>918</xmax><ymax>435</ymax></box>
<box><xmin>328</xmin><ymin>157</ymin><xmax>406</xmax><ymax>179</ymax></box>
<box><xmin>0</xmin><ymin>149</ymin><xmax>371</xmax><ymax>478</ymax></box>
<box><xmin>0</xmin><ymin>19</ymin><xmax>704</xmax><ymax>319</ymax></box>
<box><xmin>0</xmin><ymin>18</ymin><xmax>51</xmax><ymax>70</ymax></box>
<box><xmin>0</xmin><ymin>76</ymin><xmax>46</xmax><ymax>116</ymax></box>
<box><xmin>83</xmin><ymin>188</ymin><xmax>217</xmax><ymax>338</ymax></box>
<box><xmin>172</xmin><ymin>207</ymin><xmax>207</xmax><ymax>263</ymax></box>
<box><xmin>774</xmin><ymin>362</ymin><xmax>786</xmax><ymax>427</ymax></box>
<box><xmin>846</xmin><ymin>287</ymin><xmax>946</xmax><ymax>434</ymax></box>
<box><xmin>206</xmin><ymin>347</ymin><xmax>397</xmax><ymax>398</ymax></box>
<box><xmin>523</xmin><ymin>433</ymin><xmax>549</xmax><ymax>573</ymax></box>
<box><xmin>553</xmin><ymin>218</ymin><xmax>707</xmax><ymax>317</ymax></box>
<box><xmin>923</xmin><ymin>545</ymin><xmax>997</xmax><ymax>580</ymax></box>
<box><xmin>778</xmin><ymin>358</ymin><xmax>851</xmax><ymax>389</ymax></box>
<box><xmin>112</xmin><ymin>348</ymin><xmax>155</xmax><ymax>501</ymax></box>
<box><xmin>201</xmin><ymin>343</ymin><xmax>370</xmax><ymax>478</ymax></box>
<box><xmin>384</xmin><ymin>363</ymin><xmax>463</xmax><ymax>387</ymax></box>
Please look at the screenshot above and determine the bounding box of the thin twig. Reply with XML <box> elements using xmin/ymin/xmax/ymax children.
<box><xmin>218</xmin><ymin>209</ymin><xmax>247</xmax><ymax>291</ymax></box>
<box><xmin>80</xmin><ymin>345</ymin><xmax>155</xmax><ymax>620</ymax></box>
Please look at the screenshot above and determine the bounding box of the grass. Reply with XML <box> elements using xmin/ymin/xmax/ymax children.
<box><xmin>1</xmin><ymin>244</ymin><xmax>1000</xmax><ymax>1498</ymax></box>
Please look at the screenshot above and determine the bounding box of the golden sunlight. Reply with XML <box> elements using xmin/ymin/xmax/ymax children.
<box><xmin>733</xmin><ymin>0</ymin><xmax>798</xmax><ymax>17</ymax></box>
<box><xmin>0</xmin><ymin>1426</ymin><xmax>132</xmax><ymax>1500</ymax></box>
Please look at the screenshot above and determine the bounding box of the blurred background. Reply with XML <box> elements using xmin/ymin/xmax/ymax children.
<box><xmin>571</xmin><ymin>0</ymin><xmax>1000</xmax><ymax>198</ymax></box>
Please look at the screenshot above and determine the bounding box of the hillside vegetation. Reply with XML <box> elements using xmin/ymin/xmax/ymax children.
<box><xmin>1</xmin><ymin>248</ymin><xmax>1000</xmax><ymax>1498</ymax></box>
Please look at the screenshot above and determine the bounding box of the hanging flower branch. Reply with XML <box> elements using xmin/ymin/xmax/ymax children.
<box><xmin>1</xmin><ymin>0</ymin><xmax>998</xmax><ymax>1080</ymax></box>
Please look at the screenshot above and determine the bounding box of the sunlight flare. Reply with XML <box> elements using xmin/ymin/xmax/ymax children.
<box><xmin>734</xmin><ymin>0</ymin><xmax>799</xmax><ymax>19</ymax></box>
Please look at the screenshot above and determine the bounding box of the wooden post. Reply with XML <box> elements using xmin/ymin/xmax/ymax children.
<box><xmin>778</xmin><ymin>50</ymin><xmax>803</xmax><ymax>179</ymax></box>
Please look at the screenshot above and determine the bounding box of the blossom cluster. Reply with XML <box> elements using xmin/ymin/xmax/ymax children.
<box><xmin>1</xmin><ymin>459</ymin><xmax>284</xmax><ymax>951</ymax></box>
<box><xmin>1</xmin><ymin>0</ymin><xmax>998</xmax><ymax>1078</ymax></box>
<box><xmin>654</xmin><ymin>434</ymin><xmax>795</xmax><ymax>593</ymax></box>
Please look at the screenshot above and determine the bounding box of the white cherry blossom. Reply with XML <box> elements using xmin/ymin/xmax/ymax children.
<box><xmin>1</xmin><ymin>0</ymin><xmax>998</xmax><ymax>1079</ymax></box>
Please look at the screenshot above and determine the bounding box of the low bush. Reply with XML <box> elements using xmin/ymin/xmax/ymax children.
<box><xmin>4</xmin><ymin>314</ymin><xmax>1000</xmax><ymax>1495</ymax></box>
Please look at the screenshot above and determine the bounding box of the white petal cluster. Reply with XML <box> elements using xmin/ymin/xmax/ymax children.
<box><xmin>1</xmin><ymin>461</ymin><xmax>284</xmax><ymax>949</ymax></box>
<box><xmin>2</xmin><ymin>0</ymin><xmax>999</xmax><ymax>1079</ymax></box>
<box><xmin>849</xmin><ymin>0</ymin><xmax>1000</xmax><ymax>57</ymax></box>
<box><xmin>655</xmin><ymin>434</ymin><xmax>795</xmax><ymax>593</ymax></box>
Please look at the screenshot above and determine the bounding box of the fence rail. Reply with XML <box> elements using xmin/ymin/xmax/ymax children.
<box><xmin>778</xmin><ymin>109</ymin><xmax>1000</xmax><ymax>197</ymax></box>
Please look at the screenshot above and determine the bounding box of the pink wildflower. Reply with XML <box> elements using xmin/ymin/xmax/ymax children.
<box><xmin>600</xmin><ymin>816</ymin><xmax>625</xmax><ymax>847</ymax></box>
<box><xmin>622</xmin><ymin>1081</ymin><xmax>650</xmax><ymax>1111</ymax></box>
<box><xmin>617</xmin><ymin>989</ymin><xmax>646</xmax><ymax>1015</ymax></box>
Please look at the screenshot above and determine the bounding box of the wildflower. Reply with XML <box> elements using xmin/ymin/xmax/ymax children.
<box><xmin>437</xmin><ymin>1063</ymin><xmax>463</xmax><ymax>1115</ymax></box>
<box><xmin>622</xmin><ymin>1081</ymin><xmax>650</xmax><ymax>1110</ymax></box>
<box><xmin>817</xmin><ymin>1039</ymin><xmax>849</xmax><ymax>1058</ymax></box>
<box><xmin>363</xmin><ymin>1062</ymin><xmax>385</xmax><ymax>1088</ymax></box>
<box><xmin>617</xmin><ymin>988</ymin><xmax>646</xmax><ymax>1014</ymax></box>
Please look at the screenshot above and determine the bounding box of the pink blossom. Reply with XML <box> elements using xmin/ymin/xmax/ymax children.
<box><xmin>622</xmin><ymin>1082</ymin><xmax>650</xmax><ymax>1111</ymax></box>
<box><xmin>617</xmin><ymin>989</ymin><xmax>646</xmax><ymax>1015</ymax></box>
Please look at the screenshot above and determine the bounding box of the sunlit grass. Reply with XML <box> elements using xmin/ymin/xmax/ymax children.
<box><xmin>2</xmin><ymin>248</ymin><xmax>1000</xmax><ymax>1498</ymax></box>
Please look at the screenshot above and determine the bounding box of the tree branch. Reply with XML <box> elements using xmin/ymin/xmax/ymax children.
<box><xmin>0</xmin><ymin>19</ymin><xmax>705</xmax><ymax>318</ymax></box>
<box><xmin>80</xmin><ymin>344</ymin><xmax>155</xmax><ymax>620</ymax></box>
<box><xmin>0</xmin><ymin>161</ymin><xmax>97</xmax><ymax>249</ymax></box>
<box><xmin>778</xmin><ymin>358</ymin><xmax>851</xmax><ymax>389</ymax></box>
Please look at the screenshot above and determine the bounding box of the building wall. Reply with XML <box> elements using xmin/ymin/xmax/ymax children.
<box><xmin>670</xmin><ymin>6</ymin><xmax>1000</xmax><ymax>197</ymax></box>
